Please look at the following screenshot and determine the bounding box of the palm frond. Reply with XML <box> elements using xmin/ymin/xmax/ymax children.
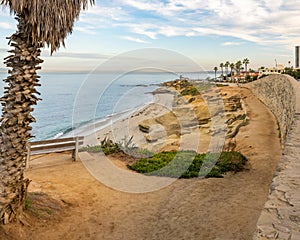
<box><xmin>1</xmin><ymin>0</ymin><xmax>94</xmax><ymax>53</ymax></box>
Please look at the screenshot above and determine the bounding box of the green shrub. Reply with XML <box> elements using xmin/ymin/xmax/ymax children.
<box><xmin>128</xmin><ymin>151</ymin><xmax>247</xmax><ymax>178</ymax></box>
<box><xmin>79</xmin><ymin>137</ymin><xmax>120</xmax><ymax>155</ymax></box>
<box><xmin>25</xmin><ymin>197</ymin><xmax>32</xmax><ymax>210</ymax></box>
<box><xmin>179</xmin><ymin>80</ymin><xmax>191</xmax><ymax>88</ymax></box>
<box><xmin>80</xmin><ymin>136</ymin><xmax>154</xmax><ymax>158</ymax></box>
<box><xmin>180</xmin><ymin>86</ymin><xmax>199</xmax><ymax>96</ymax></box>
<box><xmin>245</xmin><ymin>75</ymin><xmax>251</xmax><ymax>82</ymax></box>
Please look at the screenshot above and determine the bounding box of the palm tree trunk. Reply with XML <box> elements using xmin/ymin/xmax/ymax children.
<box><xmin>0</xmin><ymin>14</ymin><xmax>43</xmax><ymax>224</ymax></box>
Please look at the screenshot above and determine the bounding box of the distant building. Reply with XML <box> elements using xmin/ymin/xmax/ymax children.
<box><xmin>296</xmin><ymin>46</ymin><xmax>300</xmax><ymax>69</ymax></box>
<box><xmin>259</xmin><ymin>64</ymin><xmax>285</xmax><ymax>76</ymax></box>
<box><xmin>233</xmin><ymin>71</ymin><xmax>259</xmax><ymax>82</ymax></box>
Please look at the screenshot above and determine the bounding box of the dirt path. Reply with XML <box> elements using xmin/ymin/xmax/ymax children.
<box><xmin>1</xmin><ymin>87</ymin><xmax>282</xmax><ymax>240</ymax></box>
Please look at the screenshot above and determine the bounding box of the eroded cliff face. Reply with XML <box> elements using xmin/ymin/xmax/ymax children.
<box><xmin>247</xmin><ymin>74</ymin><xmax>300</xmax><ymax>240</ymax></box>
<box><xmin>138</xmin><ymin>80</ymin><xmax>248</xmax><ymax>153</ymax></box>
<box><xmin>246</xmin><ymin>74</ymin><xmax>297</xmax><ymax>146</ymax></box>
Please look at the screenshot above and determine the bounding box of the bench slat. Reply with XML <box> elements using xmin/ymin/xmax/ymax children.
<box><xmin>30</xmin><ymin>136</ymin><xmax>84</xmax><ymax>146</ymax></box>
<box><xmin>30</xmin><ymin>146</ymin><xmax>76</xmax><ymax>156</ymax></box>
<box><xmin>30</xmin><ymin>142</ymin><xmax>77</xmax><ymax>152</ymax></box>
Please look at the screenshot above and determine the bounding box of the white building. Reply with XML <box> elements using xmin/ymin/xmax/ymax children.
<box><xmin>259</xmin><ymin>64</ymin><xmax>285</xmax><ymax>76</ymax></box>
<box><xmin>296</xmin><ymin>46</ymin><xmax>300</xmax><ymax>69</ymax></box>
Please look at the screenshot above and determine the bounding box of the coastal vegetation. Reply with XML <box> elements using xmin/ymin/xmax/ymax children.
<box><xmin>282</xmin><ymin>67</ymin><xmax>300</xmax><ymax>79</ymax></box>
<box><xmin>80</xmin><ymin>137</ymin><xmax>154</xmax><ymax>158</ymax></box>
<box><xmin>0</xmin><ymin>0</ymin><xmax>94</xmax><ymax>225</ymax></box>
<box><xmin>81</xmin><ymin>141</ymin><xmax>248</xmax><ymax>179</ymax></box>
<box><xmin>127</xmin><ymin>151</ymin><xmax>247</xmax><ymax>178</ymax></box>
<box><xmin>162</xmin><ymin>79</ymin><xmax>223</xmax><ymax>94</ymax></box>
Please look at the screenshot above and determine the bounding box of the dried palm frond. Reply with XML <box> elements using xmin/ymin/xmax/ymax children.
<box><xmin>1</xmin><ymin>0</ymin><xmax>94</xmax><ymax>53</ymax></box>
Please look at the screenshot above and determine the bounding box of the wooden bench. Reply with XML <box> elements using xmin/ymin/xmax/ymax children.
<box><xmin>26</xmin><ymin>136</ymin><xmax>84</xmax><ymax>168</ymax></box>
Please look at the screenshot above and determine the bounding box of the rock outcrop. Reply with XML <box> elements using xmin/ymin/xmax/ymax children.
<box><xmin>138</xmin><ymin>81</ymin><xmax>248</xmax><ymax>153</ymax></box>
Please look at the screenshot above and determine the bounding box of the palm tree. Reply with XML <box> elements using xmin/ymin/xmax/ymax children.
<box><xmin>235</xmin><ymin>60</ymin><xmax>243</xmax><ymax>81</ymax></box>
<box><xmin>0</xmin><ymin>0</ymin><xmax>94</xmax><ymax>224</ymax></box>
<box><xmin>214</xmin><ymin>66</ymin><xmax>218</xmax><ymax>80</ymax></box>
<box><xmin>243</xmin><ymin>58</ymin><xmax>250</xmax><ymax>73</ymax></box>
<box><xmin>219</xmin><ymin>63</ymin><xmax>224</xmax><ymax>77</ymax></box>
<box><xmin>225</xmin><ymin>61</ymin><xmax>230</xmax><ymax>76</ymax></box>
<box><xmin>224</xmin><ymin>61</ymin><xmax>230</xmax><ymax>81</ymax></box>
<box><xmin>230</xmin><ymin>63</ymin><xmax>235</xmax><ymax>81</ymax></box>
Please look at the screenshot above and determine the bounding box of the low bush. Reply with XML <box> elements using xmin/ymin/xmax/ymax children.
<box><xmin>180</xmin><ymin>86</ymin><xmax>199</xmax><ymax>96</ymax></box>
<box><xmin>80</xmin><ymin>136</ymin><xmax>154</xmax><ymax>158</ymax></box>
<box><xmin>128</xmin><ymin>151</ymin><xmax>247</xmax><ymax>178</ymax></box>
<box><xmin>79</xmin><ymin>137</ymin><xmax>120</xmax><ymax>155</ymax></box>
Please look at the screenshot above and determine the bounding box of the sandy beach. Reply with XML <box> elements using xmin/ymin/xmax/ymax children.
<box><xmin>84</xmin><ymin>89</ymin><xmax>175</xmax><ymax>148</ymax></box>
<box><xmin>1</xmin><ymin>84</ymin><xmax>282</xmax><ymax>240</ymax></box>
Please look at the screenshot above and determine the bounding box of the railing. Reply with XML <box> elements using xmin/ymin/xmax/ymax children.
<box><xmin>26</xmin><ymin>136</ymin><xmax>84</xmax><ymax>168</ymax></box>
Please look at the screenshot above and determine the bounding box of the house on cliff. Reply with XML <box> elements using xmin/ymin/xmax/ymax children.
<box><xmin>259</xmin><ymin>64</ymin><xmax>285</xmax><ymax>76</ymax></box>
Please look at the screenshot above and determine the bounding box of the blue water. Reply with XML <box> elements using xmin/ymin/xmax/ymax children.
<box><xmin>0</xmin><ymin>71</ymin><xmax>212</xmax><ymax>141</ymax></box>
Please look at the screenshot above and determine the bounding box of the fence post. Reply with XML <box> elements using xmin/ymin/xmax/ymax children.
<box><xmin>26</xmin><ymin>142</ymin><xmax>31</xmax><ymax>169</ymax></box>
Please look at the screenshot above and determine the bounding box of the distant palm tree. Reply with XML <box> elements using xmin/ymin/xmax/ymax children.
<box><xmin>0</xmin><ymin>0</ymin><xmax>94</xmax><ymax>224</ymax></box>
<box><xmin>224</xmin><ymin>61</ymin><xmax>230</xmax><ymax>81</ymax></box>
<box><xmin>219</xmin><ymin>63</ymin><xmax>224</xmax><ymax>77</ymax></box>
<box><xmin>230</xmin><ymin>63</ymin><xmax>235</xmax><ymax>81</ymax></box>
<box><xmin>225</xmin><ymin>61</ymin><xmax>230</xmax><ymax>76</ymax></box>
<box><xmin>214</xmin><ymin>66</ymin><xmax>218</xmax><ymax>80</ymax></box>
<box><xmin>235</xmin><ymin>61</ymin><xmax>243</xmax><ymax>81</ymax></box>
<box><xmin>243</xmin><ymin>58</ymin><xmax>250</xmax><ymax>73</ymax></box>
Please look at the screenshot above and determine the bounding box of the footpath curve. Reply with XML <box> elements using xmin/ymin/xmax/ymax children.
<box><xmin>247</xmin><ymin>75</ymin><xmax>300</xmax><ymax>239</ymax></box>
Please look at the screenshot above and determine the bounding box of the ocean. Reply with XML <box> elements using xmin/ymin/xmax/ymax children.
<box><xmin>0</xmin><ymin>71</ymin><xmax>212</xmax><ymax>141</ymax></box>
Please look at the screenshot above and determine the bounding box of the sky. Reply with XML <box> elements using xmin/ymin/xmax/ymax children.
<box><xmin>0</xmin><ymin>0</ymin><xmax>300</xmax><ymax>73</ymax></box>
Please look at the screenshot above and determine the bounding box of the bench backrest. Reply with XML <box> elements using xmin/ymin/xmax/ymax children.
<box><xmin>26</xmin><ymin>136</ymin><xmax>84</xmax><ymax>168</ymax></box>
<box><xmin>28</xmin><ymin>136</ymin><xmax>84</xmax><ymax>156</ymax></box>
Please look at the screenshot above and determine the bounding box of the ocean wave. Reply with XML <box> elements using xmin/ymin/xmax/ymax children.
<box><xmin>53</xmin><ymin>132</ymin><xmax>64</xmax><ymax>139</ymax></box>
<box><xmin>61</xmin><ymin>101</ymin><xmax>152</xmax><ymax>139</ymax></box>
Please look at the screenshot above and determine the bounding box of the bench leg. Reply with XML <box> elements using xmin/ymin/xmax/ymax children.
<box><xmin>72</xmin><ymin>137</ymin><xmax>79</xmax><ymax>161</ymax></box>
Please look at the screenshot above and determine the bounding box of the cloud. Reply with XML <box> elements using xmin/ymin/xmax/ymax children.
<box><xmin>74</xmin><ymin>26</ymin><xmax>97</xmax><ymax>35</ymax></box>
<box><xmin>78</xmin><ymin>4</ymin><xmax>130</xmax><ymax>29</ymax></box>
<box><xmin>221</xmin><ymin>42</ymin><xmax>244</xmax><ymax>46</ymax></box>
<box><xmin>120</xmin><ymin>23</ymin><xmax>158</xmax><ymax>39</ymax></box>
<box><xmin>122</xmin><ymin>36</ymin><xmax>148</xmax><ymax>43</ymax></box>
<box><xmin>114</xmin><ymin>0</ymin><xmax>300</xmax><ymax>49</ymax></box>
<box><xmin>61</xmin><ymin>0</ymin><xmax>300</xmax><ymax>51</ymax></box>
<box><xmin>0</xmin><ymin>22</ymin><xmax>14</xmax><ymax>30</ymax></box>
